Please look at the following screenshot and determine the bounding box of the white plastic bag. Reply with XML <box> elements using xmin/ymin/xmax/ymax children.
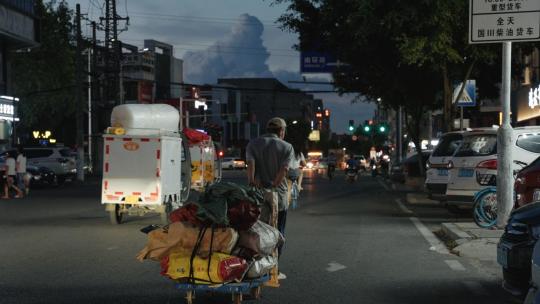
<box><xmin>237</xmin><ymin>220</ymin><xmax>284</xmax><ymax>256</ymax></box>
<box><xmin>247</xmin><ymin>255</ymin><xmax>278</xmax><ymax>278</ymax></box>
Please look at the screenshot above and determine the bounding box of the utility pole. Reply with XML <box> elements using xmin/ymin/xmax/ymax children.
<box><xmin>100</xmin><ymin>0</ymin><xmax>129</xmax><ymax>106</ymax></box>
<box><xmin>497</xmin><ymin>41</ymin><xmax>513</xmax><ymax>227</ymax></box>
<box><xmin>396</xmin><ymin>106</ymin><xmax>402</xmax><ymax>163</ymax></box>
<box><xmin>75</xmin><ymin>4</ymin><xmax>85</xmax><ymax>182</ymax></box>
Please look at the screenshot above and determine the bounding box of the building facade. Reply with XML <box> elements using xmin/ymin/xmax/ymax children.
<box><xmin>0</xmin><ymin>0</ymin><xmax>39</xmax><ymax>146</ymax></box>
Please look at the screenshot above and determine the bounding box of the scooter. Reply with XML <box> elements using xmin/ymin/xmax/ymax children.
<box><xmin>345</xmin><ymin>165</ymin><xmax>358</xmax><ymax>183</ymax></box>
<box><xmin>371</xmin><ymin>163</ymin><xmax>378</xmax><ymax>177</ymax></box>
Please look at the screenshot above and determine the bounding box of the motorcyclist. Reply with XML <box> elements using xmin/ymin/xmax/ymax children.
<box><xmin>327</xmin><ymin>152</ymin><xmax>337</xmax><ymax>180</ymax></box>
<box><xmin>346</xmin><ymin>156</ymin><xmax>359</xmax><ymax>171</ymax></box>
<box><xmin>370</xmin><ymin>157</ymin><xmax>378</xmax><ymax>177</ymax></box>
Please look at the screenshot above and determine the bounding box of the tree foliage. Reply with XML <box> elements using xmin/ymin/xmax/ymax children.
<box><xmin>272</xmin><ymin>0</ymin><xmax>501</xmax><ymax>172</ymax></box>
<box><xmin>11</xmin><ymin>0</ymin><xmax>76</xmax><ymax>139</ymax></box>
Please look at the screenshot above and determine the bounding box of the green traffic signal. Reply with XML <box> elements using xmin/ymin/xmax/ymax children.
<box><xmin>363</xmin><ymin>125</ymin><xmax>371</xmax><ymax>133</ymax></box>
<box><xmin>348</xmin><ymin>125</ymin><xmax>355</xmax><ymax>132</ymax></box>
<box><xmin>379</xmin><ymin>125</ymin><xmax>386</xmax><ymax>133</ymax></box>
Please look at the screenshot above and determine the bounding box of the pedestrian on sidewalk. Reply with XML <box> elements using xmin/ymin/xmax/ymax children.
<box><xmin>246</xmin><ymin>117</ymin><xmax>294</xmax><ymax>279</ymax></box>
<box><xmin>3</xmin><ymin>151</ymin><xmax>23</xmax><ymax>199</ymax></box>
<box><xmin>16</xmin><ymin>147</ymin><xmax>28</xmax><ymax>195</ymax></box>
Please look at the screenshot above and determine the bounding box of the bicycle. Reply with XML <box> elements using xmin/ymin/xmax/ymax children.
<box><xmin>472</xmin><ymin>160</ymin><xmax>527</xmax><ymax>228</ymax></box>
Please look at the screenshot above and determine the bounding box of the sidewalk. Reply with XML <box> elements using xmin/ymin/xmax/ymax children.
<box><xmin>440</xmin><ymin>222</ymin><xmax>503</xmax><ymax>261</ymax></box>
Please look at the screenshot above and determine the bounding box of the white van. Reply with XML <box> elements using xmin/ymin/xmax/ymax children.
<box><xmin>425</xmin><ymin>132</ymin><xmax>464</xmax><ymax>200</ymax></box>
<box><xmin>446</xmin><ymin>127</ymin><xmax>540</xmax><ymax>206</ymax></box>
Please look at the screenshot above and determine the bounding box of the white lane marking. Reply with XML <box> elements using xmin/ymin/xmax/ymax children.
<box><xmin>107</xmin><ymin>246</ymin><xmax>119</xmax><ymax>251</ymax></box>
<box><xmin>445</xmin><ymin>260</ymin><xmax>466</xmax><ymax>271</ymax></box>
<box><xmin>377</xmin><ymin>179</ymin><xmax>391</xmax><ymax>191</ymax></box>
<box><xmin>395</xmin><ymin>198</ymin><xmax>413</xmax><ymax>214</ymax></box>
<box><xmin>326</xmin><ymin>261</ymin><xmax>347</xmax><ymax>272</ymax></box>
<box><xmin>410</xmin><ymin>217</ymin><xmax>450</xmax><ymax>254</ymax></box>
<box><xmin>463</xmin><ymin>281</ymin><xmax>488</xmax><ymax>296</ymax></box>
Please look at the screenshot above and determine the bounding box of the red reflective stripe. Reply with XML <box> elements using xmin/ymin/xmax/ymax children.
<box><xmin>105</xmin><ymin>137</ymin><xmax>114</xmax><ymax>141</ymax></box>
<box><xmin>105</xmin><ymin>145</ymin><xmax>110</xmax><ymax>155</ymax></box>
<box><xmin>156</xmin><ymin>150</ymin><xmax>161</xmax><ymax>159</ymax></box>
<box><xmin>132</xmin><ymin>192</ymin><xmax>141</xmax><ymax>195</ymax></box>
<box><xmin>156</xmin><ymin>169</ymin><xmax>160</xmax><ymax>177</ymax></box>
<box><xmin>105</xmin><ymin>163</ymin><xmax>109</xmax><ymax>172</ymax></box>
<box><xmin>104</xmin><ymin>180</ymin><xmax>108</xmax><ymax>190</ymax></box>
<box><xmin>115</xmin><ymin>191</ymin><xmax>123</xmax><ymax>195</ymax></box>
<box><xmin>123</xmin><ymin>138</ymin><xmax>132</xmax><ymax>141</ymax></box>
<box><xmin>140</xmin><ymin>138</ymin><xmax>150</xmax><ymax>142</ymax></box>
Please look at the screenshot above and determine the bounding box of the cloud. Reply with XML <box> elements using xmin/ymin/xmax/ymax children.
<box><xmin>181</xmin><ymin>14</ymin><xmax>375</xmax><ymax>133</ymax></box>
<box><xmin>183</xmin><ymin>14</ymin><xmax>273</xmax><ymax>84</ymax></box>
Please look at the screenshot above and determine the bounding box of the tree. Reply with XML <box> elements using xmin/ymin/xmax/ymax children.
<box><xmin>10</xmin><ymin>0</ymin><xmax>76</xmax><ymax>144</ymax></box>
<box><xmin>272</xmin><ymin>0</ymin><xmax>500</xmax><ymax>173</ymax></box>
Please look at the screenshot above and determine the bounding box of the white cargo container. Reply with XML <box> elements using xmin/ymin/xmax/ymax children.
<box><xmin>101</xmin><ymin>104</ymin><xmax>188</xmax><ymax>224</ymax></box>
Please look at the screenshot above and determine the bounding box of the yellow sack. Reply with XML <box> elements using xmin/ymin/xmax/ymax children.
<box><xmin>165</xmin><ymin>252</ymin><xmax>247</xmax><ymax>284</ymax></box>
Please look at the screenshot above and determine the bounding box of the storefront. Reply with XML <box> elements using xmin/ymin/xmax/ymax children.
<box><xmin>0</xmin><ymin>95</ymin><xmax>19</xmax><ymax>147</ymax></box>
<box><xmin>514</xmin><ymin>84</ymin><xmax>540</xmax><ymax>126</ymax></box>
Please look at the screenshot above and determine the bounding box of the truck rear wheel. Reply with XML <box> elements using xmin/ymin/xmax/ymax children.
<box><xmin>109</xmin><ymin>204</ymin><xmax>123</xmax><ymax>225</ymax></box>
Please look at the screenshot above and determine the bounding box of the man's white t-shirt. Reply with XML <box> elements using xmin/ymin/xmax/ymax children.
<box><xmin>6</xmin><ymin>158</ymin><xmax>16</xmax><ymax>176</ymax></box>
<box><xmin>16</xmin><ymin>154</ymin><xmax>26</xmax><ymax>173</ymax></box>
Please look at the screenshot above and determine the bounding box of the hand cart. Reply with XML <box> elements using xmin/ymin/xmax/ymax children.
<box><xmin>176</xmin><ymin>275</ymin><xmax>270</xmax><ymax>304</ymax></box>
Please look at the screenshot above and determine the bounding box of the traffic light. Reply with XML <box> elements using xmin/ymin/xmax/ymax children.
<box><xmin>363</xmin><ymin>124</ymin><xmax>371</xmax><ymax>134</ymax></box>
<box><xmin>348</xmin><ymin>120</ymin><xmax>355</xmax><ymax>132</ymax></box>
<box><xmin>377</xmin><ymin>123</ymin><xmax>389</xmax><ymax>134</ymax></box>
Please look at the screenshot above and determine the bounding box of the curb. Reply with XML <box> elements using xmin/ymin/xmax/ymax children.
<box><xmin>441</xmin><ymin>222</ymin><xmax>474</xmax><ymax>243</ymax></box>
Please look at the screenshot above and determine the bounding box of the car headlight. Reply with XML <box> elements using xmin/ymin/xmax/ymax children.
<box><xmin>34</xmin><ymin>175</ymin><xmax>41</xmax><ymax>180</ymax></box>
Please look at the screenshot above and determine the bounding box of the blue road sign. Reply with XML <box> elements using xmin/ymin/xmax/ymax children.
<box><xmin>454</xmin><ymin>80</ymin><xmax>476</xmax><ymax>107</ymax></box>
<box><xmin>300</xmin><ymin>51</ymin><xmax>338</xmax><ymax>73</ymax></box>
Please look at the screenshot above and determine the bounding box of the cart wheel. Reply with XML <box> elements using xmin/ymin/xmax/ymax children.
<box><xmin>232</xmin><ymin>292</ymin><xmax>242</xmax><ymax>304</ymax></box>
<box><xmin>250</xmin><ymin>286</ymin><xmax>261</xmax><ymax>300</ymax></box>
<box><xmin>109</xmin><ymin>204</ymin><xmax>123</xmax><ymax>225</ymax></box>
<box><xmin>185</xmin><ymin>290</ymin><xmax>194</xmax><ymax>304</ymax></box>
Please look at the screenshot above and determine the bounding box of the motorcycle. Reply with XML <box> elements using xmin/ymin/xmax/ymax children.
<box><xmin>370</xmin><ymin>163</ymin><xmax>378</xmax><ymax>177</ymax></box>
<box><xmin>345</xmin><ymin>165</ymin><xmax>358</xmax><ymax>183</ymax></box>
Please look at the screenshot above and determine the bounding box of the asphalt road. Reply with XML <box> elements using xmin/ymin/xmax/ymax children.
<box><xmin>0</xmin><ymin>170</ymin><xmax>518</xmax><ymax>304</ymax></box>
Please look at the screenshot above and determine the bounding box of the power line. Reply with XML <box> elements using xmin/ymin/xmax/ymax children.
<box><xmin>120</xmin><ymin>38</ymin><xmax>297</xmax><ymax>53</ymax></box>
<box><xmin>128</xmin><ymin>12</ymin><xmax>280</xmax><ymax>28</ymax></box>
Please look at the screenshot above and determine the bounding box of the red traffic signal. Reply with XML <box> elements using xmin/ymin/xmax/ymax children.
<box><xmin>218</xmin><ymin>150</ymin><xmax>224</xmax><ymax>158</ymax></box>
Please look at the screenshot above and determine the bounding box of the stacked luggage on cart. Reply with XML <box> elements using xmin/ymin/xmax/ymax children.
<box><xmin>137</xmin><ymin>182</ymin><xmax>283</xmax><ymax>303</ymax></box>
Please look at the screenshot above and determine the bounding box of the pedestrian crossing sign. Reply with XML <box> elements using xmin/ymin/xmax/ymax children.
<box><xmin>453</xmin><ymin>80</ymin><xmax>476</xmax><ymax>107</ymax></box>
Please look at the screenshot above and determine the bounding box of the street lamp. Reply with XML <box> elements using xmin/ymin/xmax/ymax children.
<box><xmin>292</xmin><ymin>120</ymin><xmax>298</xmax><ymax>125</ymax></box>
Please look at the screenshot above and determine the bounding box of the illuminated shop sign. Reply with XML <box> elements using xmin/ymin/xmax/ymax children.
<box><xmin>0</xmin><ymin>95</ymin><xmax>19</xmax><ymax>122</ymax></box>
<box><xmin>529</xmin><ymin>85</ymin><xmax>540</xmax><ymax>109</ymax></box>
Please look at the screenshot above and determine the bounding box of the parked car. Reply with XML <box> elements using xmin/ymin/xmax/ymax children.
<box><xmin>26</xmin><ymin>165</ymin><xmax>57</xmax><ymax>187</ymax></box>
<box><xmin>498</xmin><ymin>203</ymin><xmax>540</xmax><ymax>298</ymax></box>
<box><xmin>515</xmin><ymin>158</ymin><xmax>540</xmax><ymax>209</ymax></box>
<box><xmin>390</xmin><ymin>161</ymin><xmax>405</xmax><ymax>183</ymax></box>
<box><xmin>402</xmin><ymin>151</ymin><xmax>432</xmax><ymax>178</ymax></box>
<box><xmin>446</xmin><ymin>127</ymin><xmax>540</xmax><ymax>207</ymax></box>
<box><xmin>23</xmin><ymin>147</ymin><xmax>76</xmax><ymax>182</ymax></box>
<box><xmin>425</xmin><ymin>132</ymin><xmax>464</xmax><ymax>200</ymax></box>
<box><xmin>221</xmin><ymin>157</ymin><xmax>247</xmax><ymax>170</ymax></box>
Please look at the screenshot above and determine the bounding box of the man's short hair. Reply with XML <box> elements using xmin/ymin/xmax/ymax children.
<box><xmin>266</xmin><ymin>117</ymin><xmax>287</xmax><ymax>132</ymax></box>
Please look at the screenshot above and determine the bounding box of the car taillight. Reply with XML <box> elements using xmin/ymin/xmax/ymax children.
<box><xmin>476</xmin><ymin>159</ymin><xmax>497</xmax><ymax>170</ymax></box>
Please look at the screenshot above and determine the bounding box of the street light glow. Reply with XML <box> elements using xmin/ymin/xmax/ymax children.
<box><xmin>292</xmin><ymin>120</ymin><xmax>298</xmax><ymax>124</ymax></box>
